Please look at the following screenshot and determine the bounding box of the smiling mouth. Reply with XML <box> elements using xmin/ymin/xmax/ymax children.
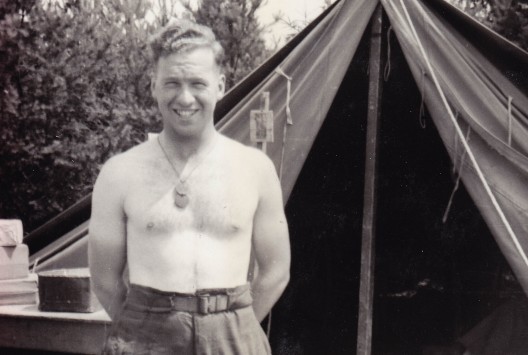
<box><xmin>173</xmin><ymin>109</ymin><xmax>198</xmax><ymax>118</ymax></box>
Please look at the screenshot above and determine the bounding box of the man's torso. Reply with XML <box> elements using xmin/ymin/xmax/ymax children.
<box><xmin>115</xmin><ymin>135</ymin><xmax>262</xmax><ymax>292</ymax></box>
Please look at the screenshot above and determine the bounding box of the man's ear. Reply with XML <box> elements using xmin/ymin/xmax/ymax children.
<box><xmin>150</xmin><ymin>77</ymin><xmax>157</xmax><ymax>99</ymax></box>
<box><xmin>217</xmin><ymin>74</ymin><xmax>226</xmax><ymax>100</ymax></box>
<box><xmin>150</xmin><ymin>67</ymin><xmax>159</xmax><ymax>99</ymax></box>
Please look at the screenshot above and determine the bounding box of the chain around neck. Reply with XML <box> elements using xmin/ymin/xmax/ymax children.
<box><xmin>157</xmin><ymin>134</ymin><xmax>218</xmax><ymax>184</ymax></box>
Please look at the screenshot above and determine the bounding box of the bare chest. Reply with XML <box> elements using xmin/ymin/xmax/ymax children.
<box><xmin>124</xmin><ymin>161</ymin><xmax>259</xmax><ymax>238</ymax></box>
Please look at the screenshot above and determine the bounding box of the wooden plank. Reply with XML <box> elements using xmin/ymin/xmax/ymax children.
<box><xmin>357</xmin><ymin>4</ymin><xmax>383</xmax><ymax>355</ymax></box>
<box><xmin>0</xmin><ymin>304</ymin><xmax>110</xmax><ymax>354</ymax></box>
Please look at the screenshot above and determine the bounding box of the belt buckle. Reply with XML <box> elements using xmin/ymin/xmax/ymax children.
<box><xmin>199</xmin><ymin>295</ymin><xmax>210</xmax><ymax>314</ymax></box>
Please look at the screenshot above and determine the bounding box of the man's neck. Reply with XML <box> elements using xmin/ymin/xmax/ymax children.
<box><xmin>160</xmin><ymin>127</ymin><xmax>218</xmax><ymax>162</ymax></box>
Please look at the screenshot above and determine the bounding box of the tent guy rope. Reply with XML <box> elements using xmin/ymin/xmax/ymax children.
<box><xmin>508</xmin><ymin>96</ymin><xmax>513</xmax><ymax>146</ymax></box>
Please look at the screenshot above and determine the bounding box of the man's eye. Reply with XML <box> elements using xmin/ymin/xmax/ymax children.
<box><xmin>165</xmin><ymin>81</ymin><xmax>180</xmax><ymax>87</ymax></box>
<box><xmin>193</xmin><ymin>82</ymin><xmax>207</xmax><ymax>88</ymax></box>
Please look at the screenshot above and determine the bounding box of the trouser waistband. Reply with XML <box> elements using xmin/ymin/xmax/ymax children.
<box><xmin>126</xmin><ymin>283</ymin><xmax>252</xmax><ymax>314</ymax></box>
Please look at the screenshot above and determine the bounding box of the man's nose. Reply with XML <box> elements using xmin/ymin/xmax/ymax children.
<box><xmin>177</xmin><ymin>87</ymin><xmax>194</xmax><ymax>106</ymax></box>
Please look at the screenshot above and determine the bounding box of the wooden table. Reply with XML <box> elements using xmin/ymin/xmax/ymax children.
<box><xmin>0</xmin><ymin>304</ymin><xmax>110</xmax><ymax>354</ymax></box>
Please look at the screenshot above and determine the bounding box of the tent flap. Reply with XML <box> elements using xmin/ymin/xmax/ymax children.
<box><xmin>383</xmin><ymin>0</ymin><xmax>528</xmax><ymax>294</ymax></box>
<box><xmin>217</xmin><ymin>0</ymin><xmax>378</xmax><ymax>202</ymax></box>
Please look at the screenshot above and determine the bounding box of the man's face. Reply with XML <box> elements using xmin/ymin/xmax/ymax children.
<box><xmin>151</xmin><ymin>47</ymin><xmax>225</xmax><ymax>139</ymax></box>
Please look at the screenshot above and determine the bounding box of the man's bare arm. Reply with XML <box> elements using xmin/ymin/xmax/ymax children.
<box><xmin>251</xmin><ymin>154</ymin><xmax>291</xmax><ymax>322</ymax></box>
<box><xmin>88</xmin><ymin>159</ymin><xmax>128</xmax><ymax>320</ymax></box>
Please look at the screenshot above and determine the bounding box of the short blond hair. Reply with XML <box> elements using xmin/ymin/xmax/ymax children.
<box><xmin>149</xmin><ymin>19</ymin><xmax>224</xmax><ymax>69</ymax></box>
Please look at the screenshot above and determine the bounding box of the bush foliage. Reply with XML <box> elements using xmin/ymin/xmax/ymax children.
<box><xmin>0</xmin><ymin>0</ymin><xmax>270</xmax><ymax>231</ymax></box>
<box><xmin>449</xmin><ymin>0</ymin><xmax>528</xmax><ymax>50</ymax></box>
<box><xmin>190</xmin><ymin>0</ymin><xmax>270</xmax><ymax>88</ymax></box>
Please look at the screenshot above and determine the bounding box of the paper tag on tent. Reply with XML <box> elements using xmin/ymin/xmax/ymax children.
<box><xmin>0</xmin><ymin>219</ymin><xmax>23</xmax><ymax>246</ymax></box>
<box><xmin>250</xmin><ymin>110</ymin><xmax>274</xmax><ymax>143</ymax></box>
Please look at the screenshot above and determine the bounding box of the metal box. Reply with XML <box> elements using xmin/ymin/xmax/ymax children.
<box><xmin>38</xmin><ymin>268</ymin><xmax>101</xmax><ymax>313</ymax></box>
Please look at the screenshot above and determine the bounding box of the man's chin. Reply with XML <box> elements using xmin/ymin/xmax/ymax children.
<box><xmin>168</xmin><ymin>113</ymin><xmax>196</xmax><ymax>127</ymax></box>
<box><xmin>168</xmin><ymin>124</ymin><xmax>203</xmax><ymax>139</ymax></box>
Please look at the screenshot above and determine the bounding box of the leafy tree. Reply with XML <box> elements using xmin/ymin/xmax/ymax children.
<box><xmin>491</xmin><ymin>0</ymin><xmax>528</xmax><ymax>49</ymax></box>
<box><xmin>448</xmin><ymin>0</ymin><xmax>528</xmax><ymax>50</ymax></box>
<box><xmin>184</xmin><ymin>0</ymin><xmax>272</xmax><ymax>89</ymax></box>
<box><xmin>0</xmin><ymin>0</ymin><xmax>274</xmax><ymax>232</ymax></box>
<box><xmin>0</xmin><ymin>0</ymin><xmax>159</xmax><ymax>231</ymax></box>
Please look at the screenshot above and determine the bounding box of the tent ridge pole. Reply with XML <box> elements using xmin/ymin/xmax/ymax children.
<box><xmin>357</xmin><ymin>4</ymin><xmax>383</xmax><ymax>355</ymax></box>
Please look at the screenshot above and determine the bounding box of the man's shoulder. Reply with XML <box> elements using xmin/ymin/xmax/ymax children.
<box><xmin>221</xmin><ymin>135</ymin><xmax>272</xmax><ymax>166</ymax></box>
<box><xmin>97</xmin><ymin>140</ymin><xmax>157</xmax><ymax>185</ymax></box>
<box><xmin>220</xmin><ymin>136</ymin><xmax>277</xmax><ymax>184</ymax></box>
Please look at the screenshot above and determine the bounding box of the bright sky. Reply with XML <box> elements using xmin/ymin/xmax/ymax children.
<box><xmin>146</xmin><ymin>0</ymin><xmax>333</xmax><ymax>48</ymax></box>
<box><xmin>257</xmin><ymin>0</ymin><xmax>332</xmax><ymax>48</ymax></box>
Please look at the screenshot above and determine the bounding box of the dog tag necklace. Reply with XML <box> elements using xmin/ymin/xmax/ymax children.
<box><xmin>157</xmin><ymin>135</ymin><xmax>217</xmax><ymax>209</ymax></box>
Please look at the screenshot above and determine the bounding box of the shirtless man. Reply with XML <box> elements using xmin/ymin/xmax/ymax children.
<box><xmin>88</xmin><ymin>19</ymin><xmax>290</xmax><ymax>354</ymax></box>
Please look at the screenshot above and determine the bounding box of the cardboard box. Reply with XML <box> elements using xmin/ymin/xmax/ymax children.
<box><xmin>0</xmin><ymin>273</ymin><xmax>38</xmax><ymax>305</ymax></box>
<box><xmin>0</xmin><ymin>245</ymin><xmax>29</xmax><ymax>280</ymax></box>
<box><xmin>38</xmin><ymin>268</ymin><xmax>101</xmax><ymax>313</ymax></box>
<box><xmin>0</xmin><ymin>219</ymin><xmax>23</xmax><ymax>246</ymax></box>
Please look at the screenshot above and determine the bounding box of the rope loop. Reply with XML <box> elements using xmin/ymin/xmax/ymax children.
<box><xmin>275</xmin><ymin>67</ymin><xmax>293</xmax><ymax>125</ymax></box>
<box><xmin>443</xmin><ymin>126</ymin><xmax>471</xmax><ymax>223</ymax></box>
<box><xmin>384</xmin><ymin>25</ymin><xmax>393</xmax><ymax>82</ymax></box>
<box><xmin>274</xmin><ymin>67</ymin><xmax>294</xmax><ymax>183</ymax></box>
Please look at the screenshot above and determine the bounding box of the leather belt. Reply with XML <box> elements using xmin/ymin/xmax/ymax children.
<box><xmin>126</xmin><ymin>284</ymin><xmax>252</xmax><ymax>315</ymax></box>
<box><xmin>172</xmin><ymin>293</ymin><xmax>229</xmax><ymax>314</ymax></box>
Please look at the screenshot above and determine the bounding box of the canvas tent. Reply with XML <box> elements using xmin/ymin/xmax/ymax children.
<box><xmin>21</xmin><ymin>0</ymin><xmax>528</xmax><ymax>353</ymax></box>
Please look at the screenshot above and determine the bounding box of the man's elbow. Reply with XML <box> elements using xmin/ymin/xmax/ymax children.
<box><xmin>276</xmin><ymin>267</ymin><xmax>290</xmax><ymax>294</ymax></box>
<box><xmin>91</xmin><ymin>277</ymin><xmax>112</xmax><ymax>306</ymax></box>
<box><xmin>90</xmin><ymin>268</ymin><xmax>122</xmax><ymax>300</ymax></box>
<box><xmin>91</xmin><ymin>276</ymin><xmax>126</xmax><ymax>318</ymax></box>
<box><xmin>91</xmin><ymin>277</ymin><xmax>108</xmax><ymax>298</ymax></box>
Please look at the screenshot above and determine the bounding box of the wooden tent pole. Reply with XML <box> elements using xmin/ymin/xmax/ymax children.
<box><xmin>357</xmin><ymin>4</ymin><xmax>383</xmax><ymax>355</ymax></box>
